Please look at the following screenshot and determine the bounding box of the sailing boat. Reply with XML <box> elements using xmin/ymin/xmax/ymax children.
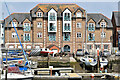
<box><xmin>1</xmin><ymin>2</ymin><xmax>33</xmax><ymax>80</ymax></box>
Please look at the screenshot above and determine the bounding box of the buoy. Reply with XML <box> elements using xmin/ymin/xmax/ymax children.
<box><xmin>18</xmin><ymin>60</ymin><xmax>23</xmax><ymax>64</ymax></box>
<box><xmin>100</xmin><ymin>67</ymin><xmax>104</xmax><ymax>71</ymax></box>
<box><xmin>91</xmin><ymin>73</ymin><xmax>95</xmax><ymax>78</ymax></box>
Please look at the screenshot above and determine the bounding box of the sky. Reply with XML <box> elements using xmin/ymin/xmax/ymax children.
<box><xmin>0</xmin><ymin>1</ymin><xmax>119</xmax><ymax>20</ymax></box>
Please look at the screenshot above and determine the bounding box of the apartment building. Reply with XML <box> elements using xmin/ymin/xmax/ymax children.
<box><xmin>86</xmin><ymin>13</ymin><xmax>113</xmax><ymax>53</ymax></box>
<box><xmin>3</xmin><ymin>3</ymin><xmax>113</xmax><ymax>54</ymax></box>
<box><xmin>4</xmin><ymin>3</ymin><xmax>86</xmax><ymax>54</ymax></box>
<box><xmin>112</xmin><ymin>11</ymin><xmax>120</xmax><ymax>50</ymax></box>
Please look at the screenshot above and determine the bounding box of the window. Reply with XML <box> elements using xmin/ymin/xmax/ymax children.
<box><xmin>87</xmin><ymin>45</ymin><xmax>92</xmax><ymax>49</ymax></box>
<box><xmin>76</xmin><ymin>12</ymin><xmax>82</xmax><ymax>17</ymax></box>
<box><xmin>24</xmin><ymin>23</ymin><xmax>30</xmax><ymax>31</ymax></box>
<box><xmin>50</xmin><ymin>13</ymin><xmax>55</xmax><ymax>21</ymax></box>
<box><xmin>49</xmin><ymin>23</ymin><xmax>56</xmax><ymax>31</ymax></box>
<box><xmin>37</xmin><ymin>12</ymin><xmax>42</xmax><ymax>17</ymax></box>
<box><xmin>63</xmin><ymin>33</ymin><xmax>70</xmax><ymax>41</ymax></box>
<box><xmin>101</xmin><ymin>22</ymin><xmax>106</xmax><ymax>27</ymax></box>
<box><xmin>95</xmin><ymin>45</ymin><xmax>100</xmax><ymax>49</ymax></box>
<box><xmin>24</xmin><ymin>33</ymin><xmax>30</xmax><ymax>41</ymax></box>
<box><xmin>37</xmin><ymin>22</ymin><xmax>42</xmax><ymax>28</ymax></box>
<box><xmin>88</xmin><ymin>33</ymin><xmax>95</xmax><ymax>41</ymax></box>
<box><xmin>12</xmin><ymin>22</ymin><xmax>17</xmax><ymax>27</ymax></box>
<box><xmin>49</xmin><ymin>34</ymin><xmax>56</xmax><ymax>41</ymax></box>
<box><xmin>88</xmin><ymin>23</ymin><xmax>95</xmax><ymax>31</ymax></box>
<box><xmin>77</xmin><ymin>32</ymin><xmax>82</xmax><ymax>38</ymax></box>
<box><xmin>101</xmin><ymin>32</ymin><xmax>106</xmax><ymax>38</ymax></box>
<box><xmin>37</xmin><ymin>33</ymin><xmax>42</xmax><ymax>38</ymax></box>
<box><xmin>77</xmin><ymin>23</ymin><xmax>81</xmax><ymax>28</ymax></box>
<box><xmin>104</xmin><ymin>45</ymin><xmax>108</xmax><ymax>49</ymax></box>
<box><xmin>64</xmin><ymin>23</ymin><xmax>70</xmax><ymax>31</ymax></box>
<box><xmin>12</xmin><ymin>32</ymin><xmax>17</xmax><ymax>38</ymax></box>
<box><xmin>64</xmin><ymin>13</ymin><xmax>70</xmax><ymax>21</ymax></box>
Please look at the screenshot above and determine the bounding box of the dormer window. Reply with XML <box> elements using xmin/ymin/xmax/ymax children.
<box><xmin>77</xmin><ymin>12</ymin><xmax>82</xmax><ymax>17</ymax></box>
<box><xmin>37</xmin><ymin>12</ymin><xmax>42</xmax><ymax>17</ymax></box>
<box><xmin>12</xmin><ymin>22</ymin><xmax>17</xmax><ymax>27</ymax></box>
<box><xmin>64</xmin><ymin>13</ymin><xmax>70</xmax><ymax>21</ymax></box>
<box><xmin>88</xmin><ymin>23</ymin><xmax>95</xmax><ymax>31</ymax></box>
<box><xmin>101</xmin><ymin>22</ymin><xmax>106</xmax><ymax>27</ymax></box>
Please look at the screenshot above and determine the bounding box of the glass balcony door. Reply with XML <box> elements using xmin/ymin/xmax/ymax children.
<box><xmin>49</xmin><ymin>23</ymin><xmax>56</xmax><ymax>31</ymax></box>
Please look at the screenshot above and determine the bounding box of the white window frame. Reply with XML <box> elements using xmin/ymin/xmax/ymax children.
<box><xmin>100</xmin><ymin>22</ymin><xmax>106</xmax><ymax>27</ymax></box>
<box><xmin>76</xmin><ymin>23</ymin><xmax>81</xmax><ymax>28</ymax></box>
<box><xmin>24</xmin><ymin>33</ymin><xmax>30</xmax><ymax>41</ymax></box>
<box><xmin>101</xmin><ymin>32</ymin><xmax>106</xmax><ymax>38</ymax></box>
<box><xmin>37</xmin><ymin>12</ymin><xmax>42</xmax><ymax>17</ymax></box>
<box><xmin>37</xmin><ymin>32</ymin><xmax>42</xmax><ymax>38</ymax></box>
<box><xmin>24</xmin><ymin>23</ymin><xmax>30</xmax><ymax>27</ymax></box>
<box><xmin>104</xmin><ymin>45</ymin><xmax>108</xmax><ymax>49</ymax></box>
<box><xmin>77</xmin><ymin>32</ymin><xmax>82</xmax><ymax>38</ymax></box>
<box><xmin>12</xmin><ymin>22</ymin><xmax>17</xmax><ymax>27</ymax></box>
<box><xmin>12</xmin><ymin>32</ymin><xmax>17</xmax><ymax>38</ymax></box>
<box><xmin>37</xmin><ymin>22</ymin><xmax>42</xmax><ymax>28</ymax></box>
<box><xmin>76</xmin><ymin>12</ymin><xmax>82</xmax><ymax>17</ymax></box>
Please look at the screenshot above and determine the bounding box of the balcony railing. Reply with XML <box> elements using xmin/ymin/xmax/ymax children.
<box><xmin>23</xmin><ymin>26</ymin><xmax>31</xmax><ymax>31</ymax></box>
<box><xmin>63</xmin><ymin>35</ymin><xmax>70</xmax><ymax>41</ymax></box>
<box><xmin>64</xmin><ymin>26</ymin><xmax>70</xmax><ymax>31</ymax></box>
<box><xmin>24</xmin><ymin>36</ymin><xmax>30</xmax><ymax>41</ymax></box>
<box><xmin>49</xmin><ymin>16</ymin><xmax>55</xmax><ymax>21</ymax></box>
<box><xmin>49</xmin><ymin>26</ymin><xmax>56</xmax><ymax>31</ymax></box>
<box><xmin>64</xmin><ymin>16</ymin><xmax>70</xmax><ymax>21</ymax></box>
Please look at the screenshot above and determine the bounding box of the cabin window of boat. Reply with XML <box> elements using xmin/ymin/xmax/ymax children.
<box><xmin>12</xmin><ymin>32</ymin><xmax>17</xmax><ymax>38</ymax></box>
<box><xmin>77</xmin><ymin>23</ymin><xmax>81</xmax><ymax>28</ymax></box>
<box><xmin>37</xmin><ymin>22</ymin><xmax>42</xmax><ymax>28</ymax></box>
<box><xmin>76</xmin><ymin>12</ymin><xmax>82</xmax><ymax>17</ymax></box>
<box><xmin>37</xmin><ymin>12</ymin><xmax>42</xmax><ymax>17</ymax></box>
<box><xmin>104</xmin><ymin>45</ymin><xmax>108</xmax><ymax>49</ymax></box>
<box><xmin>12</xmin><ymin>22</ymin><xmax>17</xmax><ymax>27</ymax></box>
<box><xmin>101</xmin><ymin>22</ymin><xmax>106</xmax><ymax>27</ymax></box>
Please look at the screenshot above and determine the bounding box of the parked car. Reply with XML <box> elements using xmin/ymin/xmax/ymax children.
<box><xmin>76</xmin><ymin>49</ymin><xmax>84</xmax><ymax>56</ymax></box>
<box><xmin>103</xmin><ymin>50</ymin><xmax>111</xmax><ymax>56</ymax></box>
<box><xmin>115</xmin><ymin>51</ymin><xmax>120</xmax><ymax>56</ymax></box>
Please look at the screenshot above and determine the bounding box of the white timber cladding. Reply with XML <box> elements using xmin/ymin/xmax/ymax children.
<box><xmin>63</xmin><ymin>8</ymin><xmax>71</xmax><ymax>32</ymax></box>
<box><xmin>48</xmin><ymin>8</ymin><xmax>57</xmax><ymax>32</ymax></box>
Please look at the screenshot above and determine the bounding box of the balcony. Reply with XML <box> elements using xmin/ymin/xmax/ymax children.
<box><xmin>64</xmin><ymin>26</ymin><xmax>71</xmax><ymax>32</ymax></box>
<box><xmin>23</xmin><ymin>26</ymin><xmax>31</xmax><ymax>31</ymax></box>
<box><xmin>63</xmin><ymin>34</ymin><xmax>70</xmax><ymax>41</ymax></box>
<box><xmin>64</xmin><ymin>16</ymin><xmax>70</xmax><ymax>21</ymax></box>
<box><xmin>49</xmin><ymin>26</ymin><xmax>56</xmax><ymax>32</ymax></box>
<box><xmin>24</xmin><ymin>36</ymin><xmax>30</xmax><ymax>41</ymax></box>
<box><xmin>49</xmin><ymin>16</ymin><xmax>55</xmax><ymax>21</ymax></box>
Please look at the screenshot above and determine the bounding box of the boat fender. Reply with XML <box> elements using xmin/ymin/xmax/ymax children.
<box><xmin>91</xmin><ymin>73</ymin><xmax>95</xmax><ymax>78</ymax></box>
<box><xmin>100</xmin><ymin>67</ymin><xmax>104</xmax><ymax>71</ymax></box>
<box><xmin>18</xmin><ymin>60</ymin><xmax>23</xmax><ymax>64</ymax></box>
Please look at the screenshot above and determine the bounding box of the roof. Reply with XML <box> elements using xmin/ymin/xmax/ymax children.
<box><xmin>4</xmin><ymin>13</ymin><xmax>31</xmax><ymax>27</ymax></box>
<box><xmin>30</xmin><ymin>3</ymin><xmax>85</xmax><ymax>17</ymax></box>
<box><xmin>112</xmin><ymin>11</ymin><xmax>120</xmax><ymax>26</ymax></box>
<box><xmin>87</xmin><ymin>13</ymin><xmax>113</xmax><ymax>28</ymax></box>
<box><xmin>46</xmin><ymin>45</ymin><xmax>59</xmax><ymax>49</ymax></box>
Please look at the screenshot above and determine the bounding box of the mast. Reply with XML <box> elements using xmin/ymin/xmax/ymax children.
<box><xmin>85</xmin><ymin>11</ymin><xmax>87</xmax><ymax>52</ymax></box>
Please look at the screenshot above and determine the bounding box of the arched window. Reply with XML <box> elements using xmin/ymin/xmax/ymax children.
<box><xmin>64</xmin><ymin>45</ymin><xmax>70</xmax><ymax>52</ymax></box>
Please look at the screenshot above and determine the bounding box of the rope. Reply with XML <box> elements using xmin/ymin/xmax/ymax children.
<box><xmin>4</xmin><ymin>2</ymin><xmax>31</xmax><ymax>70</ymax></box>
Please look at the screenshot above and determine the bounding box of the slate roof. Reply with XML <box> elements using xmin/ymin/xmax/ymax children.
<box><xmin>4</xmin><ymin>13</ymin><xmax>31</xmax><ymax>27</ymax></box>
<box><xmin>30</xmin><ymin>3</ymin><xmax>85</xmax><ymax>17</ymax></box>
<box><xmin>112</xmin><ymin>11</ymin><xmax>120</xmax><ymax>26</ymax></box>
<box><xmin>87</xmin><ymin>13</ymin><xmax>113</xmax><ymax>28</ymax></box>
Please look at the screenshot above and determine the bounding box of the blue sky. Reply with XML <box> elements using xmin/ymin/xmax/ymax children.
<box><xmin>0</xmin><ymin>2</ymin><xmax>119</xmax><ymax>20</ymax></box>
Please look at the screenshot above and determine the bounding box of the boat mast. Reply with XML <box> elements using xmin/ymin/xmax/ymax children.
<box><xmin>85</xmin><ymin>11</ymin><xmax>87</xmax><ymax>53</ymax></box>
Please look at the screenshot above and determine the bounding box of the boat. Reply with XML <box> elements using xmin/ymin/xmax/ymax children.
<box><xmin>29</xmin><ymin>48</ymin><xmax>54</xmax><ymax>56</ymax></box>
<box><xmin>80</xmin><ymin>55</ymin><xmax>97</xmax><ymax>66</ymax></box>
<box><xmin>100</xmin><ymin>57</ymin><xmax>108</xmax><ymax>67</ymax></box>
